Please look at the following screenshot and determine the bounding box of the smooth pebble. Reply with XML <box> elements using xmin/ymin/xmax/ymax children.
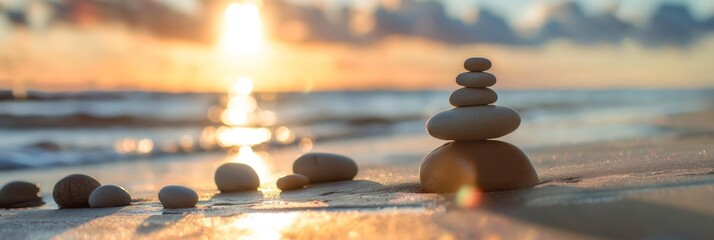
<box><xmin>463</xmin><ymin>57</ymin><xmax>492</xmax><ymax>72</ymax></box>
<box><xmin>53</xmin><ymin>174</ymin><xmax>101</xmax><ymax>208</ymax></box>
<box><xmin>455</xmin><ymin>72</ymin><xmax>496</xmax><ymax>88</ymax></box>
<box><xmin>0</xmin><ymin>181</ymin><xmax>44</xmax><ymax>208</ymax></box>
<box><xmin>420</xmin><ymin>140</ymin><xmax>538</xmax><ymax>193</ymax></box>
<box><xmin>88</xmin><ymin>185</ymin><xmax>131</xmax><ymax>208</ymax></box>
<box><xmin>214</xmin><ymin>162</ymin><xmax>260</xmax><ymax>193</ymax></box>
<box><xmin>293</xmin><ymin>153</ymin><xmax>358</xmax><ymax>183</ymax></box>
<box><xmin>449</xmin><ymin>88</ymin><xmax>498</xmax><ymax>107</ymax></box>
<box><xmin>276</xmin><ymin>174</ymin><xmax>309</xmax><ymax>191</ymax></box>
<box><xmin>426</xmin><ymin>105</ymin><xmax>520</xmax><ymax>140</ymax></box>
<box><xmin>158</xmin><ymin>185</ymin><xmax>198</xmax><ymax>209</ymax></box>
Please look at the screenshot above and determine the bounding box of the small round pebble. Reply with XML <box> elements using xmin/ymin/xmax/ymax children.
<box><xmin>214</xmin><ymin>162</ymin><xmax>260</xmax><ymax>193</ymax></box>
<box><xmin>276</xmin><ymin>174</ymin><xmax>309</xmax><ymax>191</ymax></box>
<box><xmin>158</xmin><ymin>185</ymin><xmax>198</xmax><ymax>209</ymax></box>
<box><xmin>463</xmin><ymin>57</ymin><xmax>492</xmax><ymax>72</ymax></box>
<box><xmin>53</xmin><ymin>174</ymin><xmax>101</xmax><ymax>208</ymax></box>
<box><xmin>293</xmin><ymin>153</ymin><xmax>358</xmax><ymax>183</ymax></box>
<box><xmin>449</xmin><ymin>88</ymin><xmax>498</xmax><ymax>107</ymax></box>
<box><xmin>0</xmin><ymin>181</ymin><xmax>44</xmax><ymax>208</ymax></box>
<box><xmin>455</xmin><ymin>72</ymin><xmax>496</xmax><ymax>88</ymax></box>
<box><xmin>88</xmin><ymin>185</ymin><xmax>131</xmax><ymax>208</ymax></box>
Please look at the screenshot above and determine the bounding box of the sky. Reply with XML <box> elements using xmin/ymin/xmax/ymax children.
<box><xmin>285</xmin><ymin>0</ymin><xmax>714</xmax><ymax>22</ymax></box>
<box><xmin>1</xmin><ymin>0</ymin><xmax>713</xmax><ymax>92</ymax></box>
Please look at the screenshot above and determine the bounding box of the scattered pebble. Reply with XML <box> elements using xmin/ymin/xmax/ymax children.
<box><xmin>158</xmin><ymin>185</ymin><xmax>198</xmax><ymax>209</ymax></box>
<box><xmin>276</xmin><ymin>174</ymin><xmax>309</xmax><ymax>191</ymax></box>
<box><xmin>293</xmin><ymin>153</ymin><xmax>358</xmax><ymax>183</ymax></box>
<box><xmin>420</xmin><ymin>141</ymin><xmax>538</xmax><ymax>193</ymax></box>
<box><xmin>426</xmin><ymin>105</ymin><xmax>521</xmax><ymax>140</ymax></box>
<box><xmin>0</xmin><ymin>181</ymin><xmax>44</xmax><ymax>208</ymax></box>
<box><xmin>463</xmin><ymin>57</ymin><xmax>492</xmax><ymax>72</ymax></box>
<box><xmin>53</xmin><ymin>174</ymin><xmax>101</xmax><ymax>208</ymax></box>
<box><xmin>214</xmin><ymin>162</ymin><xmax>260</xmax><ymax>193</ymax></box>
<box><xmin>89</xmin><ymin>185</ymin><xmax>131</xmax><ymax>208</ymax></box>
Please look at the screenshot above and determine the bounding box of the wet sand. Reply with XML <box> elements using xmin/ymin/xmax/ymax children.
<box><xmin>1</xmin><ymin>109</ymin><xmax>714</xmax><ymax>239</ymax></box>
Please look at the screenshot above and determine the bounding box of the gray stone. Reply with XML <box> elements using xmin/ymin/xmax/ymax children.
<box><xmin>0</xmin><ymin>181</ymin><xmax>44</xmax><ymax>208</ymax></box>
<box><xmin>463</xmin><ymin>57</ymin><xmax>492</xmax><ymax>72</ymax></box>
<box><xmin>449</xmin><ymin>88</ymin><xmax>498</xmax><ymax>107</ymax></box>
<box><xmin>158</xmin><ymin>185</ymin><xmax>198</xmax><ymax>209</ymax></box>
<box><xmin>455</xmin><ymin>72</ymin><xmax>496</xmax><ymax>88</ymax></box>
<box><xmin>214</xmin><ymin>162</ymin><xmax>260</xmax><ymax>193</ymax></box>
<box><xmin>426</xmin><ymin>105</ymin><xmax>520</xmax><ymax>140</ymax></box>
<box><xmin>420</xmin><ymin>140</ymin><xmax>538</xmax><ymax>193</ymax></box>
<box><xmin>53</xmin><ymin>174</ymin><xmax>101</xmax><ymax>208</ymax></box>
<box><xmin>88</xmin><ymin>185</ymin><xmax>131</xmax><ymax>208</ymax></box>
<box><xmin>276</xmin><ymin>174</ymin><xmax>309</xmax><ymax>191</ymax></box>
<box><xmin>293</xmin><ymin>153</ymin><xmax>358</xmax><ymax>183</ymax></box>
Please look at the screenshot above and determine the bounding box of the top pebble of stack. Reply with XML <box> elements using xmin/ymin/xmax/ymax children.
<box><xmin>463</xmin><ymin>57</ymin><xmax>492</xmax><ymax>72</ymax></box>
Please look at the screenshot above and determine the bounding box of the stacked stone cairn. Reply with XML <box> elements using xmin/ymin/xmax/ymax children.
<box><xmin>420</xmin><ymin>57</ymin><xmax>539</xmax><ymax>193</ymax></box>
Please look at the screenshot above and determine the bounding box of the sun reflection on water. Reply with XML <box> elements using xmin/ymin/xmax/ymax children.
<box><xmin>216</xmin><ymin>126</ymin><xmax>272</xmax><ymax>147</ymax></box>
<box><xmin>215</xmin><ymin>76</ymin><xmax>277</xmax><ymax>185</ymax></box>
<box><xmin>213</xmin><ymin>2</ymin><xmax>284</xmax><ymax>187</ymax></box>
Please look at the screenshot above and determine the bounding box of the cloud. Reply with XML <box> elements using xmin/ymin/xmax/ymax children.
<box><xmin>534</xmin><ymin>2</ymin><xmax>632</xmax><ymax>44</ymax></box>
<box><xmin>2</xmin><ymin>0</ymin><xmax>714</xmax><ymax>47</ymax></box>
<box><xmin>637</xmin><ymin>4</ymin><xmax>701</xmax><ymax>46</ymax></box>
<box><xmin>264</xmin><ymin>0</ymin><xmax>714</xmax><ymax>47</ymax></box>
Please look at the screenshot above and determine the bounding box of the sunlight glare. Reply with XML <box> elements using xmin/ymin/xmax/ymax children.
<box><xmin>275</xmin><ymin>126</ymin><xmax>295</xmax><ymax>144</ymax></box>
<box><xmin>136</xmin><ymin>138</ymin><xmax>154</xmax><ymax>155</ymax></box>
<box><xmin>226</xmin><ymin>212</ymin><xmax>299</xmax><ymax>240</ymax></box>
<box><xmin>230</xmin><ymin>77</ymin><xmax>254</xmax><ymax>96</ymax></box>
<box><xmin>220</xmin><ymin>109</ymin><xmax>249</xmax><ymax>126</ymax></box>
<box><xmin>298</xmin><ymin>138</ymin><xmax>313</xmax><ymax>152</ymax></box>
<box><xmin>200</xmin><ymin>126</ymin><xmax>217</xmax><ymax>150</ymax></box>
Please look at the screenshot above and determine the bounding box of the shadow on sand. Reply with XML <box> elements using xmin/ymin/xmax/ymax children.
<box><xmin>135</xmin><ymin>212</ymin><xmax>190</xmax><ymax>236</ymax></box>
<box><xmin>447</xmin><ymin>182</ymin><xmax>714</xmax><ymax>239</ymax></box>
<box><xmin>0</xmin><ymin>206</ymin><xmax>122</xmax><ymax>238</ymax></box>
<box><xmin>209</xmin><ymin>190</ymin><xmax>264</xmax><ymax>206</ymax></box>
<box><xmin>273</xmin><ymin>180</ymin><xmax>425</xmax><ymax>211</ymax></box>
<box><xmin>277</xmin><ymin>180</ymin><xmax>384</xmax><ymax>201</ymax></box>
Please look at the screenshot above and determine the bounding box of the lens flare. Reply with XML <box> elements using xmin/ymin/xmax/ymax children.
<box><xmin>456</xmin><ymin>185</ymin><xmax>482</xmax><ymax>208</ymax></box>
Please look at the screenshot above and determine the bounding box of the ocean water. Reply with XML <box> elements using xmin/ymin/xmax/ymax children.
<box><xmin>0</xmin><ymin>89</ymin><xmax>712</xmax><ymax>170</ymax></box>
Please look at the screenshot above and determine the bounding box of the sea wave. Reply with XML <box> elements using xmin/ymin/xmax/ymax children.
<box><xmin>1</xmin><ymin>89</ymin><xmax>713</xmax><ymax>170</ymax></box>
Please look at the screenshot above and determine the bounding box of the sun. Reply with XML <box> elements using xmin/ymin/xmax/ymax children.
<box><xmin>221</xmin><ymin>2</ymin><xmax>264</xmax><ymax>55</ymax></box>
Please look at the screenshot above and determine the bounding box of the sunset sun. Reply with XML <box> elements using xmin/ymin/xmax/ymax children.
<box><xmin>221</xmin><ymin>2</ymin><xmax>264</xmax><ymax>55</ymax></box>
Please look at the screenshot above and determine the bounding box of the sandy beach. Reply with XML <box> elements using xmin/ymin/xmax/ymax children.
<box><xmin>3</xmin><ymin>0</ymin><xmax>714</xmax><ymax>239</ymax></box>
<box><xmin>1</xmin><ymin>108</ymin><xmax>713</xmax><ymax>239</ymax></box>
